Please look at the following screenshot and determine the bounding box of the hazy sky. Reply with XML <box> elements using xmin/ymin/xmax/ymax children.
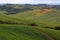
<box><xmin>0</xmin><ymin>0</ymin><xmax>60</xmax><ymax>4</ymax></box>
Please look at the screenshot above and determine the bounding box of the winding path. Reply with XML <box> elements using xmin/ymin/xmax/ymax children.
<box><xmin>35</xmin><ymin>27</ymin><xmax>55</xmax><ymax>40</ymax></box>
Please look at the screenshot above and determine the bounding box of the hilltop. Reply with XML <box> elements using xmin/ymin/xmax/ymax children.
<box><xmin>0</xmin><ymin>4</ymin><xmax>60</xmax><ymax>14</ymax></box>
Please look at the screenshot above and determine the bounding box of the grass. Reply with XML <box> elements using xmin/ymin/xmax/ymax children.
<box><xmin>0</xmin><ymin>9</ymin><xmax>60</xmax><ymax>27</ymax></box>
<box><xmin>0</xmin><ymin>5</ymin><xmax>60</xmax><ymax>40</ymax></box>
<box><xmin>36</xmin><ymin>27</ymin><xmax>60</xmax><ymax>40</ymax></box>
<box><xmin>0</xmin><ymin>24</ymin><xmax>48</xmax><ymax>40</ymax></box>
<box><xmin>7</xmin><ymin>9</ymin><xmax>60</xmax><ymax>27</ymax></box>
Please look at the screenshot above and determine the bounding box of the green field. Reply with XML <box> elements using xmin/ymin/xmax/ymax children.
<box><xmin>0</xmin><ymin>24</ymin><xmax>49</xmax><ymax>40</ymax></box>
<box><xmin>0</xmin><ymin>4</ymin><xmax>60</xmax><ymax>40</ymax></box>
<box><xmin>0</xmin><ymin>9</ymin><xmax>60</xmax><ymax>27</ymax></box>
<box><xmin>36</xmin><ymin>27</ymin><xmax>60</xmax><ymax>40</ymax></box>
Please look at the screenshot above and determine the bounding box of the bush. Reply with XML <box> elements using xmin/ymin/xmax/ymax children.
<box><xmin>28</xmin><ymin>23</ymin><xmax>38</xmax><ymax>26</ymax></box>
<box><xmin>50</xmin><ymin>27</ymin><xmax>54</xmax><ymax>29</ymax></box>
<box><xmin>45</xmin><ymin>27</ymin><xmax>50</xmax><ymax>28</ymax></box>
<box><xmin>54</xmin><ymin>26</ymin><xmax>60</xmax><ymax>30</ymax></box>
<box><xmin>45</xmin><ymin>27</ymin><xmax>54</xmax><ymax>29</ymax></box>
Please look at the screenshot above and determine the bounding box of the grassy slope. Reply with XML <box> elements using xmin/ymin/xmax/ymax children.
<box><xmin>0</xmin><ymin>9</ymin><xmax>60</xmax><ymax>40</ymax></box>
<box><xmin>36</xmin><ymin>27</ymin><xmax>60</xmax><ymax>40</ymax></box>
<box><xmin>0</xmin><ymin>24</ymin><xmax>48</xmax><ymax>40</ymax></box>
<box><xmin>0</xmin><ymin>9</ymin><xmax>60</xmax><ymax>26</ymax></box>
<box><xmin>8</xmin><ymin>9</ymin><xmax>60</xmax><ymax>27</ymax></box>
<box><xmin>35</xmin><ymin>9</ymin><xmax>60</xmax><ymax>26</ymax></box>
<box><xmin>0</xmin><ymin>11</ymin><xmax>29</xmax><ymax>24</ymax></box>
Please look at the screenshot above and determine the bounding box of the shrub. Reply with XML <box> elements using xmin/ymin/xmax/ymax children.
<box><xmin>45</xmin><ymin>27</ymin><xmax>54</xmax><ymax>29</ymax></box>
<box><xmin>28</xmin><ymin>23</ymin><xmax>38</xmax><ymax>26</ymax></box>
<box><xmin>54</xmin><ymin>26</ymin><xmax>60</xmax><ymax>30</ymax></box>
<box><xmin>50</xmin><ymin>27</ymin><xmax>54</xmax><ymax>29</ymax></box>
<box><xmin>45</xmin><ymin>27</ymin><xmax>50</xmax><ymax>28</ymax></box>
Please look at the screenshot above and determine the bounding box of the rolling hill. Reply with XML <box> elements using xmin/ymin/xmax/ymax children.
<box><xmin>0</xmin><ymin>24</ymin><xmax>49</xmax><ymax>40</ymax></box>
<box><xmin>0</xmin><ymin>4</ymin><xmax>60</xmax><ymax>40</ymax></box>
<box><xmin>0</xmin><ymin>7</ymin><xmax>60</xmax><ymax>26</ymax></box>
<box><xmin>6</xmin><ymin>9</ymin><xmax>60</xmax><ymax>27</ymax></box>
